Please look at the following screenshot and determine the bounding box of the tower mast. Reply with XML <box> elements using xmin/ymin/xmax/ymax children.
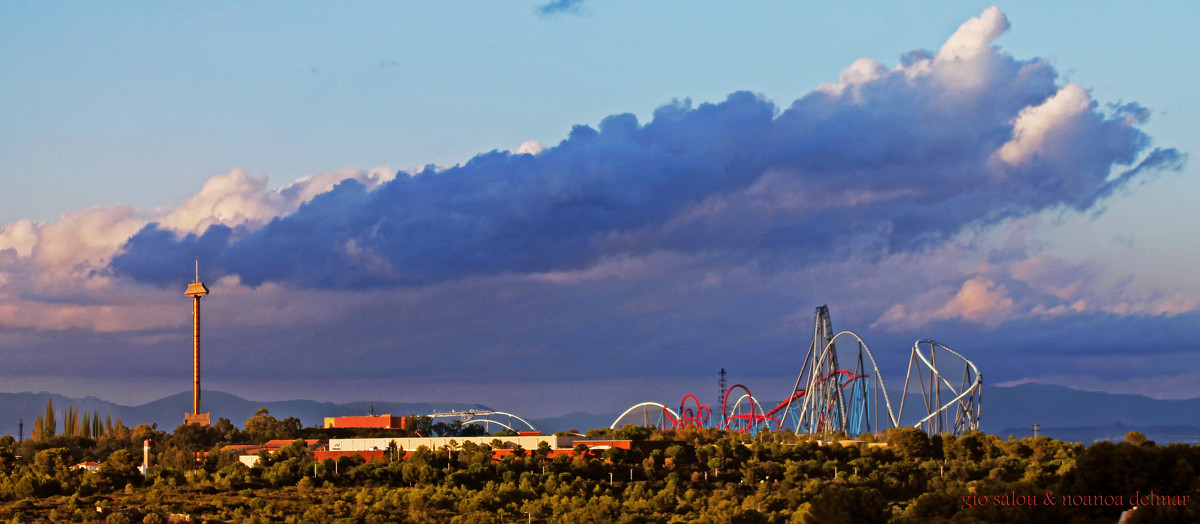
<box><xmin>184</xmin><ymin>261</ymin><xmax>211</xmax><ymax>425</ymax></box>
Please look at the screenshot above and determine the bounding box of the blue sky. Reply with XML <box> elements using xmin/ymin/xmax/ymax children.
<box><xmin>0</xmin><ymin>2</ymin><xmax>1197</xmax><ymax>419</ymax></box>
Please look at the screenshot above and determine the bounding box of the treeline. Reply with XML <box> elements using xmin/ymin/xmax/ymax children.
<box><xmin>0</xmin><ymin>420</ymin><xmax>1196</xmax><ymax>522</ymax></box>
<box><xmin>29</xmin><ymin>398</ymin><xmax>125</xmax><ymax>441</ymax></box>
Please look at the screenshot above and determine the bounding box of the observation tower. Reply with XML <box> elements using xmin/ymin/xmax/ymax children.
<box><xmin>184</xmin><ymin>262</ymin><xmax>211</xmax><ymax>425</ymax></box>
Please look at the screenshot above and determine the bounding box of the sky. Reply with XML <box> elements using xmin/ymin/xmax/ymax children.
<box><xmin>1</xmin><ymin>1</ymin><xmax>1198</xmax><ymax>421</ymax></box>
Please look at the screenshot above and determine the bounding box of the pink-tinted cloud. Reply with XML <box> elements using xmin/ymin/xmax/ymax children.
<box><xmin>0</xmin><ymin>167</ymin><xmax>397</xmax><ymax>332</ymax></box>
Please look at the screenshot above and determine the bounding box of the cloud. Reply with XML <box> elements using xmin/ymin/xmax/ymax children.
<box><xmin>516</xmin><ymin>140</ymin><xmax>545</xmax><ymax>156</ymax></box>
<box><xmin>0</xmin><ymin>167</ymin><xmax>395</xmax><ymax>332</ymax></box>
<box><xmin>111</xmin><ymin>7</ymin><xmax>1181</xmax><ymax>293</ymax></box>
<box><xmin>536</xmin><ymin>0</ymin><xmax>584</xmax><ymax>16</ymax></box>
<box><xmin>932</xmin><ymin>6</ymin><xmax>1010</xmax><ymax>90</ymax></box>
<box><xmin>160</xmin><ymin>166</ymin><xmax>397</xmax><ymax>235</ymax></box>
<box><xmin>994</xmin><ymin>83</ymin><xmax>1092</xmax><ymax>167</ymax></box>
<box><xmin>870</xmin><ymin>220</ymin><xmax>1200</xmax><ymax>331</ymax></box>
<box><xmin>876</xmin><ymin>277</ymin><xmax>1016</xmax><ymax>328</ymax></box>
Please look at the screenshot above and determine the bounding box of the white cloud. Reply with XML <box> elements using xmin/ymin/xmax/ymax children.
<box><xmin>933</xmin><ymin>6</ymin><xmax>1010</xmax><ymax>90</ymax></box>
<box><xmin>994</xmin><ymin>84</ymin><xmax>1092</xmax><ymax>167</ymax></box>
<box><xmin>0</xmin><ymin>206</ymin><xmax>142</xmax><ymax>272</ymax></box>
<box><xmin>820</xmin><ymin>6</ymin><xmax>1010</xmax><ymax>97</ymax></box>
<box><xmin>160</xmin><ymin>166</ymin><xmax>397</xmax><ymax>235</ymax></box>
<box><xmin>0</xmin><ymin>220</ymin><xmax>37</xmax><ymax>258</ymax></box>
<box><xmin>820</xmin><ymin>58</ymin><xmax>888</xmax><ymax>99</ymax></box>
<box><xmin>159</xmin><ymin>168</ymin><xmax>274</xmax><ymax>234</ymax></box>
<box><xmin>516</xmin><ymin>140</ymin><xmax>545</xmax><ymax>156</ymax></box>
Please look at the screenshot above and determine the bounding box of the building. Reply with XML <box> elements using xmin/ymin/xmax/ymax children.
<box><xmin>327</xmin><ymin>434</ymin><xmax>571</xmax><ymax>453</ymax></box>
<box><xmin>228</xmin><ymin>439</ymin><xmax>326</xmax><ymax>467</ymax></box>
<box><xmin>315</xmin><ymin>435</ymin><xmax>637</xmax><ymax>463</ymax></box>
<box><xmin>323</xmin><ymin>414</ymin><xmax>407</xmax><ymax>430</ymax></box>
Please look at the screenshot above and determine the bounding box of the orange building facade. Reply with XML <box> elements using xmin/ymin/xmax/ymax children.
<box><xmin>323</xmin><ymin>415</ymin><xmax>407</xmax><ymax>430</ymax></box>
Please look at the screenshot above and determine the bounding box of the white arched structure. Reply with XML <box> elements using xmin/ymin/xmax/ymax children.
<box><xmin>609</xmin><ymin>402</ymin><xmax>680</xmax><ymax>430</ymax></box>
<box><xmin>897</xmin><ymin>339</ymin><xmax>982</xmax><ymax>435</ymax></box>
<box><xmin>782</xmin><ymin>329</ymin><xmax>898</xmax><ymax>435</ymax></box>
<box><xmin>428</xmin><ymin>410</ymin><xmax>539</xmax><ymax>433</ymax></box>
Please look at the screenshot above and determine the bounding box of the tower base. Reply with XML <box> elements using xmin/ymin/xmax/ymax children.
<box><xmin>184</xmin><ymin>413</ymin><xmax>211</xmax><ymax>426</ymax></box>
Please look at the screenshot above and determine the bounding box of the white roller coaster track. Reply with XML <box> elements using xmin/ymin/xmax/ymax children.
<box><xmin>897</xmin><ymin>339</ymin><xmax>982</xmax><ymax>435</ymax></box>
<box><xmin>609</xmin><ymin>402</ymin><xmax>681</xmax><ymax>430</ymax></box>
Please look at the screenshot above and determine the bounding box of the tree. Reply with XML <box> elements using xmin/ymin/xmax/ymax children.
<box><xmin>888</xmin><ymin>427</ymin><xmax>931</xmax><ymax>461</ymax></box>
<box><xmin>64</xmin><ymin>405</ymin><xmax>74</xmax><ymax>437</ymax></box>
<box><xmin>408</xmin><ymin>415</ymin><xmax>433</xmax><ymax>437</ymax></box>
<box><xmin>800</xmin><ymin>485</ymin><xmax>888</xmax><ymax>523</ymax></box>
<box><xmin>0</xmin><ymin>436</ymin><xmax>17</xmax><ymax>474</ymax></box>
<box><xmin>245</xmin><ymin>408</ymin><xmax>276</xmax><ymax>439</ymax></box>
<box><xmin>97</xmin><ymin>449</ymin><xmax>141</xmax><ymax>491</ymax></box>
<box><xmin>244</xmin><ymin>408</ymin><xmax>301</xmax><ymax>442</ymax></box>
<box><xmin>211</xmin><ymin>418</ymin><xmax>240</xmax><ymax>442</ymax></box>
<box><xmin>43</xmin><ymin>397</ymin><xmax>56</xmax><ymax>438</ymax></box>
<box><xmin>443</xmin><ymin>440</ymin><xmax>460</xmax><ymax>465</ymax></box>
<box><xmin>31</xmin><ymin>447</ymin><xmax>74</xmax><ymax>488</ymax></box>
<box><xmin>130</xmin><ymin>424</ymin><xmax>166</xmax><ymax>450</ymax></box>
<box><xmin>171</xmin><ymin>422</ymin><xmax>221</xmax><ymax>452</ymax></box>
<box><xmin>1125</xmin><ymin>430</ymin><xmax>1154</xmax><ymax>447</ymax></box>
<box><xmin>534</xmin><ymin>441</ymin><xmax>552</xmax><ymax>468</ymax></box>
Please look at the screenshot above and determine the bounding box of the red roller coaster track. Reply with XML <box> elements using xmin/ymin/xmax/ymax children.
<box><xmin>717</xmin><ymin>369</ymin><xmax>868</xmax><ymax>433</ymax></box>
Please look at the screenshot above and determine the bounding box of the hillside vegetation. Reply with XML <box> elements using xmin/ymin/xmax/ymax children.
<box><xmin>0</xmin><ymin>413</ymin><xmax>1194</xmax><ymax>523</ymax></box>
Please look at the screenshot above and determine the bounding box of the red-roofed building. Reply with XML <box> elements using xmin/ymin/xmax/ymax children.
<box><xmin>74</xmin><ymin>461</ymin><xmax>101</xmax><ymax>472</ymax></box>
<box><xmin>226</xmin><ymin>439</ymin><xmax>325</xmax><ymax>467</ymax></box>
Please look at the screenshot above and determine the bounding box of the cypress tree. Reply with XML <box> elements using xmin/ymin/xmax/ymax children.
<box><xmin>43</xmin><ymin>398</ymin><xmax>56</xmax><ymax>437</ymax></box>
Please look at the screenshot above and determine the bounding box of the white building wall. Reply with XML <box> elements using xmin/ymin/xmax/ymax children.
<box><xmin>328</xmin><ymin>435</ymin><xmax>582</xmax><ymax>452</ymax></box>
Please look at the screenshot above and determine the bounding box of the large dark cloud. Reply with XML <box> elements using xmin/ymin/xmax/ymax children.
<box><xmin>110</xmin><ymin>27</ymin><xmax>1182</xmax><ymax>290</ymax></box>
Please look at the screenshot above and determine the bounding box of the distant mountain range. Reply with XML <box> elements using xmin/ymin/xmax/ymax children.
<box><xmin>2</xmin><ymin>383</ymin><xmax>1198</xmax><ymax>444</ymax></box>
<box><xmin>982</xmin><ymin>383</ymin><xmax>1200</xmax><ymax>443</ymax></box>
<box><xmin>0</xmin><ymin>390</ymin><xmax>485</xmax><ymax>440</ymax></box>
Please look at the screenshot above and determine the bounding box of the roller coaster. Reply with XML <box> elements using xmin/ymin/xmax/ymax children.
<box><xmin>610</xmin><ymin>305</ymin><xmax>982</xmax><ymax>436</ymax></box>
